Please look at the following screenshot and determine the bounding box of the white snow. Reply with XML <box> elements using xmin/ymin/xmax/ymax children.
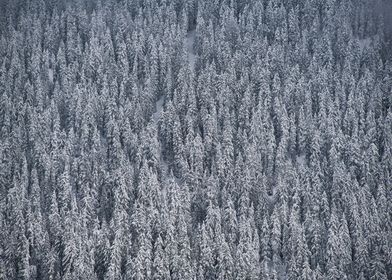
<box><xmin>152</xmin><ymin>95</ymin><xmax>165</xmax><ymax>169</ymax></box>
<box><xmin>48</xmin><ymin>68</ymin><xmax>53</xmax><ymax>83</ymax></box>
<box><xmin>151</xmin><ymin>95</ymin><xmax>183</xmax><ymax>184</ymax></box>
<box><xmin>296</xmin><ymin>154</ymin><xmax>306</xmax><ymax>167</ymax></box>
<box><xmin>358</xmin><ymin>38</ymin><xmax>371</xmax><ymax>51</ymax></box>
<box><xmin>186</xmin><ymin>30</ymin><xmax>196</xmax><ymax>70</ymax></box>
<box><xmin>160</xmin><ymin>155</ymin><xmax>169</xmax><ymax>176</ymax></box>
<box><xmin>151</xmin><ymin>95</ymin><xmax>171</xmax><ymax>179</ymax></box>
<box><xmin>152</xmin><ymin>95</ymin><xmax>164</xmax><ymax>122</ymax></box>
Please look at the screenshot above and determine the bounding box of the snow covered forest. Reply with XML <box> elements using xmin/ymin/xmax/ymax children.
<box><xmin>0</xmin><ymin>0</ymin><xmax>391</xmax><ymax>279</ymax></box>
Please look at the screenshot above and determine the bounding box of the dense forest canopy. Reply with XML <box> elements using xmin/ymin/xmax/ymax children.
<box><xmin>0</xmin><ymin>0</ymin><xmax>391</xmax><ymax>279</ymax></box>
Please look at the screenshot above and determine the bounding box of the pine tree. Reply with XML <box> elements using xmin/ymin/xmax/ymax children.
<box><xmin>152</xmin><ymin>234</ymin><xmax>170</xmax><ymax>280</ymax></box>
<box><xmin>0</xmin><ymin>1</ymin><xmax>390</xmax><ymax>279</ymax></box>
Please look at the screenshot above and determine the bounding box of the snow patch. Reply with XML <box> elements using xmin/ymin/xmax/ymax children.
<box><xmin>48</xmin><ymin>68</ymin><xmax>53</xmax><ymax>83</ymax></box>
<box><xmin>160</xmin><ymin>156</ymin><xmax>169</xmax><ymax>176</ymax></box>
<box><xmin>358</xmin><ymin>38</ymin><xmax>371</xmax><ymax>51</ymax></box>
<box><xmin>151</xmin><ymin>96</ymin><xmax>172</xmax><ymax>180</ymax></box>
<box><xmin>296</xmin><ymin>155</ymin><xmax>306</xmax><ymax>167</ymax></box>
<box><xmin>186</xmin><ymin>30</ymin><xmax>196</xmax><ymax>71</ymax></box>
<box><xmin>152</xmin><ymin>96</ymin><xmax>164</xmax><ymax>122</ymax></box>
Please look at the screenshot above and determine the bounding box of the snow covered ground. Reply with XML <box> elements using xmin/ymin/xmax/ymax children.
<box><xmin>296</xmin><ymin>154</ymin><xmax>306</xmax><ymax>167</ymax></box>
<box><xmin>151</xmin><ymin>95</ymin><xmax>169</xmax><ymax>177</ymax></box>
<box><xmin>152</xmin><ymin>95</ymin><xmax>164</xmax><ymax>123</ymax></box>
<box><xmin>358</xmin><ymin>38</ymin><xmax>371</xmax><ymax>51</ymax></box>
<box><xmin>152</xmin><ymin>31</ymin><xmax>197</xmax><ymax>181</ymax></box>
<box><xmin>186</xmin><ymin>30</ymin><xmax>196</xmax><ymax>70</ymax></box>
<box><xmin>48</xmin><ymin>68</ymin><xmax>53</xmax><ymax>83</ymax></box>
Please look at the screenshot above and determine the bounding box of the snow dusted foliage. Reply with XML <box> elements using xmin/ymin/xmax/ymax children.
<box><xmin>0</xmin><ymin>0</ymin><xmax>391</xmax><ymax>279</ymax></box>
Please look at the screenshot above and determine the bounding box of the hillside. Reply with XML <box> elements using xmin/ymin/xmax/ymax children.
<box><xmin>0</xmin><ymin>0</ymin><xmax>391</xmax><ymax>279</ymax></box>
